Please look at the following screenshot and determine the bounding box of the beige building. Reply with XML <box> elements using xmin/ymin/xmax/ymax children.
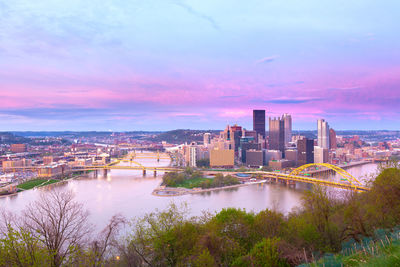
<box><xmin>38</xmin><ymin>163</ymin><xmax>68</xmax><ymax>178</ymax></box>
<box><xmin>210</xmin><ymin>149</ymin><xmax>234</xmax><ymax>167</ymax></box>
<box><xmin>2</xmin><ymin>159</ymin><xmax>32</xmax><ymax>169</ymax></box>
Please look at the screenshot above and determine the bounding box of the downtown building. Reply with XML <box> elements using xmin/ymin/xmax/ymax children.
<box><xmin>297</xmin><ymin>137</ymin><xmax>314</xmax><ymax>165</ymax></box>
<box><xmin>316</xmin><ymin>119</ymin><xmax>331</xmax><ymax>163</ymax></box>
<box><xmin>253</xmin><ymin>110</ymin><xmax>266</xmax><ymax>141</ymax></box>
<box><xmin>317</xmin><ymin>119</ymin><xmax>330</xmax><ymax>149</ymax></box>
<box><xmin>269</xmin><ymin>117</ymin><xmax>285</xmax><ymax>156</ymax></box>
<box><xmin>282</xmin><ymin>114</ymin><xmax>292</xmax><ymax>146</ymax></box>
<box><xmin>329</xmin><ymin>128</ymin><xmax>337</xmax><ymax>149</ymax></box>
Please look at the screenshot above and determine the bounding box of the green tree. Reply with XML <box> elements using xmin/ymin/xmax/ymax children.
<box><xmin>232</xmin><ymin>238</ymin><xmax>289</xmax><ymax>267</ymax></box>
<box><xmin>191</xmin><ymin>249</ymin><xmax>216</xmax><ymax>267</ymax></box>
<box><xmin>196</xmin><ymin>159</ymin><xmax>210</xmax><ymax>168</ymax></box>
<box><xmin>367</xmin><ymin>166</ymin><xmax>400</xmax><ymax>228</ymax></box>
<box><xmin>0</xmin><ymin>226</ymin><xmax>51</xmax><ymax>266</ymax></box>
<box><xmin>300</xmin><ymin>186</ymin><xmax>342</xmax><ymax>251</ymax></box>
<box><xmin>212</xmin><ymin>208</ymin><xmax>256</xmax><ymax>251</ymax></box>
<box><xmin>254</xmin><ymin>209</ymin><xmax>286</xmax><ymax>238</ymax></box>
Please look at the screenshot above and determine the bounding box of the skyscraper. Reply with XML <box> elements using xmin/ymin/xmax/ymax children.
<box><xmin>282</xmin><ymin>113</ymin><xmax>292</xmax><ymax>146</ymax></box>
<box><xmin>269</xmin><ymin>117</ymin><xmax>285</xmax><ymax>154</ymax></box>
<box><xmin>253</xmin><ymin>110</ymin><xmax>266</xmax><ymax>139</ymax></box>
<box><xmin>203</xmin><ymin>133</ymin><xmax>211</xmax><ymax>146</ymax></box>
<box><xmin>329</xmin><ymin>128</ymin><xmax>337</xmax><ymax>149</ymax></box>
<box><xmin>297</xmin><ymin>138</ymin><xmax>314</xmax><ymax>165</ymax></box>
<box><xmin>317</xmin><ymin>119</ymin><xmax>330</xmax><ymax>149</ymax></box>
<box><xmin>314</xmin><ymin>146</ymin><xmax>329</xmax><ymax>163</ymax></box>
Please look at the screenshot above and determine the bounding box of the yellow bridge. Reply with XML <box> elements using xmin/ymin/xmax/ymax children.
<box><xmin>83</xmin><ymin>163</ymin><xmax>368</xmax><ymax>192</ymax></box>
<box><xmin>205</xmin><ymin>163</ymin><xmax>369</xmax><ymax>192</ymax></box>
<box><xmin>3</xmin><ymin>161</ymin><xmax>369</xmax><ymax>192</ymax></box>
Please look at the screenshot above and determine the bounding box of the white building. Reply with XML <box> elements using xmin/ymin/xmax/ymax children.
<box><xmin>317</xmin><ymin>119</ymin><xmax>330</xmax><ymax>149</ymax></box>
<box><xmin>203</xmin><ymin>133</ymin><xmax>211</xmax><ymax>146</ymax></box>
<box><xmin>282</xmin><ymin>114</ymin><xmax>292</xmax><ymax>146</ymax></box>
<box><xmin>314</xmin><ymin>146</ymin><xmax>328</xmax><ymax>163</ymax></box>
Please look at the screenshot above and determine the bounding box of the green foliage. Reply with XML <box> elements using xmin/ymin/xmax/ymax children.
<box><xmin>261</xmin><ymin>165</ymin><xmax>273</xmax><ymax>172</ymax></box>
<box><xmin>237</xmin><ymin>166</ymin><xmax>249</xmax><ymax>172</ymax></box>
<box><xmin>191</xmin><ymin>249</ymin><xmax>216</xmax><ymax>267</ymax></box>
<box><xmin>300</xmin><ymin>186</ymin><xmax>343</xmax><ymax>251</ymax></box>
<box><xmin>162</xmin><ymin>171</ymin><xmax>239</xmax><ymax>189</ymax></box>
<box><xmin>210</xmin><ymin>174</ymin><xmax>240</xmax><ymax>188</ymax></box>
<box><xmin>367</xmin><ymin>167</ymin><xmax>400</xmax><ymax>228</ymax></box>
<box><xmin>17</xmin><ymin>179</ymin><xmax>58</xmax><ymax>190</ymax></box>
<box><xmin>0</xmin><ymin>226</ymin><xmax>51</xmax><ymax>266</ymax></box>
<box><xmin>232</xmin><ymin>238</ymin><xmax>289</xmax><ymax>267</ymax></box>
<box><xmin>213</xmin><ymin>208</ymin><xmax>256</xmax><ymax>251</ymax></box>
<box><xmin>196</xmin><ymin>158</ymin><xmax>210</xmax><ymax>168</ymax></box>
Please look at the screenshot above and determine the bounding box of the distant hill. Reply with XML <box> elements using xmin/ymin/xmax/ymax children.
<box><xmin>149</xmin><ymin>129</ymin><xmax>220</xmax><ymax>144</ymax></box>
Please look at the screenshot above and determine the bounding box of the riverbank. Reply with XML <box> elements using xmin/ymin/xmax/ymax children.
<box><xmin>0</xmin><ymin>172</ymin><xmax>89</xmax><ymax>198</ymax></box>
<box><xmin>152</xmin><ymin>179</ymin><xmax>268</xmax><ymax>197</ymax></box>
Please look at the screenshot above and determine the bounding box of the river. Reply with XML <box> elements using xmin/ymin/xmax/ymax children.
<box><xmin>0</xmin><ymin>153</ymin><xmax>380</xmax><ymax>231</ymax></box>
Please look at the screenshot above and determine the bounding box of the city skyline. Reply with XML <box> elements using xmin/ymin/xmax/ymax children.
<box><xmin>1</xmin><ymin>0</ymin><xmax>400</xmax><ymax>131</ymax></box>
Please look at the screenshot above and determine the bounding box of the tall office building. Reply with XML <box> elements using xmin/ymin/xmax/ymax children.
<box><xmin>297</xmin><ymin>138</ymin><xmax>314</xmax><ymax>165</ymax></box>
<box><xmin>317</xmin><ymin>119</ymin><xmax>330</xmax><ymax>149</ymax></box>
<box><xmin>314</xmin><ymin>146</ymin><xmax>329</xmax><ymax>163</ymax></box>
<box><xmin>282</xmin><ymin>114</ymin><xmax>292</xmax><ymax>146</ymax></box>
<box><xmin>203</xmin><ymin>133</ymin><xmax>211</xmax><ymax>146</ymax></box>
<box><xmin>329</xmin><ymin>128</ymin><xmax>337</xmax><ymax>149</ymax></box>
<box><xmin>269</xmin><ymin>117</ymin><xmax>285</xmax><ymax>155</ymax></box>
<box><xmin>253</xmin><ymin>110</ymin><xmax>266</xmax><ymax>139</ymax></box>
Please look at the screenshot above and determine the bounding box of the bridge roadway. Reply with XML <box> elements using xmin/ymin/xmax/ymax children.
<box><xmin>75</xmin><ymin>166</ymin><xmax>369</xmax><ymax>192</ymax></box>
<box><xmin>3</xmin><ymin>165</ymin><xmax>369</xmax><ymax>192</ymax></box>
<box><xmin>201</xmin><ymin>171</ymin><xmax>369</xmax><ymax>192</ymax></box>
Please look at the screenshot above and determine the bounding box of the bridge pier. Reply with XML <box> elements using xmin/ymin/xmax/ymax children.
<box><xmin>287</xmin><ymin>180</ymin><xmax>296</xmax><ymax>188</ymax></box>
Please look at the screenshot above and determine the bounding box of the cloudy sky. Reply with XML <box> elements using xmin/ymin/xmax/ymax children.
<box><xmin>0</xmin><ymin>0</ymin><xmax>399</xmax><ymax>131</ymax></box>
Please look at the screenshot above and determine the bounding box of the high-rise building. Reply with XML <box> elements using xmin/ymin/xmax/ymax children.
<box><xmin>297</xmin><ymin>138</ymin><xmax>314</xmax><ymax>165</ymax></box>
<box><xmin>220</xmin><ymin>125</ymin><xmax>242</xmax><ymax>151</ymax></box>
<box><xmin>184</xmin><ymin>142</ymin><xmax>199</xmax><ymax>167</ymax></box>
<box><xmin>239</xmin><ymin>137</ymin><xmax>260</xmax><ymax>163</ymax></box>
<box><xmin>314</xmin><ymin>146</ymin><xmax>329</xmax><ymax>163</ymax></box>
<box><xmin>269</xmin><ymin>117</ymin><xmax>285</xmax><ymax>155</ymax></box>
<box><xmin>203</xmin><ymin>133</ymin><xmax>211</xmax><ymax>146</ymax></box>
<box><xmin>253</xmin><ymin>110</ymin><xmax>266</xmax><ymax>139</ymax></box>
<box><xmin>329</xmin><ymin>128</ymin><xmax>337</xmax><ymax>149</ymax></box>
<box><xmin>317</xmin><ymin>119</ymin><xmax>330</xmax><ymax>149</ymax></box>
<box><xmin>230</xmin><ymin>125</ymin><xmax>243</xmax><ymax>152</ymax></box>
<box><xmin>282</xmin><ymin>114</ymin><xmax>292</xmax><ymax>146</ymax></box>
<box><xmin>189</xmin><ymin>146</ymin><xmax>197</xmax><ymax>167</ymax></box>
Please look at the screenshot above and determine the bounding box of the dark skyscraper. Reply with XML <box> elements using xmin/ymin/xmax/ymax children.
<box><xmin>297</xmin><ymin>138</ymin><xmax>314</xmax><ymax>165</ymax></box>
<box><xmin>269</xmin><ymin>117</ymin><xmax>285</xmax><ymax>154</ymax></box>
<box><xmin>253</xmin><ymin>110</ymin><xmax>266</xmax><ymax>139</ymax></box>
<box><xmin>329</xmin><ymin>128</ymin><xmax>337</xmax><ymax>149</ymax></box>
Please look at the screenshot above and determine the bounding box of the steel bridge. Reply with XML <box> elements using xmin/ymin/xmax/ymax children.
<box><xmin>3</xmin><ymin>162</ymin><xmax>369</xmax><ymax>192</ymax></box>
<box><xmin>205</xmin><ymin>163</ymin><xmax>369</xmax><ymax>192</ymax></box>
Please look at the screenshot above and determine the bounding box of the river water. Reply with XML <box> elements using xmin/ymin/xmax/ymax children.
<box><xmin>0</xmin><ymin>154</ymin><xmax>380</xmax><ymax>231</ymax></box>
